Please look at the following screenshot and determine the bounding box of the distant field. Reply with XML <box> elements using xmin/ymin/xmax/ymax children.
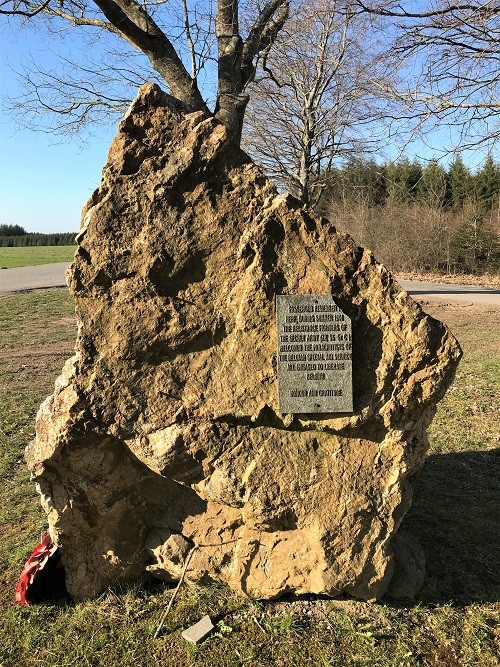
<box><xmin>0</xmin><ymin>246</ymin><xmax>77</xmax><ymax>269</ymax></box>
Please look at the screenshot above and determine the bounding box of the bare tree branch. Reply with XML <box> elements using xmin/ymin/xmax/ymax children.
<box><xmin>242</xmin><ymin>0</ymin><xmax>289</xmax><ymax>71</ymax></box>
<box><xmin>181</xmin><ymin>0</ymin><xmax>198</xmax><ymax>78</ymax></box>
<box><xmin>0</xmin><ymin>0</ymin><xmax>50</xmax><ymax>16</ymax></box>
<box><xmin>354</xmin><ymin>1</ymin><xmax>499</xmax><ymax>20</ymax></box>
<box><xmin>354</xmin><ymin>0</ymin><xmax>500</xmax><ymax>150</ymax></box>
<box><xmin>90</xmin><ymin>0</ymin><xmax>208</xmax><ymax>110</ymax></box>
<box><xmin>3</xmin><ymin>0</ymin><xmax>290</xmax><ymax>141</ymax></box>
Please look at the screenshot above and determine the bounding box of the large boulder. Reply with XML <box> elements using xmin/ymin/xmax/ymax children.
<box><xmin>27</xmin><ymin>83</ymin><xmax>461</xmax><ymax>602</ymax></box>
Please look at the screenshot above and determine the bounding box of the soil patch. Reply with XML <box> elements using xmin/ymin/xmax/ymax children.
<box><xmin>413</xmin><ymin>297</ymin><xmax>500</xmax><ymax>328</ymax></box>
<box><xmin>0</xmin><ymin>341</ymin><xmax>75</xmax><ymax>374</ymax></box>
<box><xmin>396</xmin><ymin>271</ymin><xmax>500</xmax><ymax>289</ymax></box>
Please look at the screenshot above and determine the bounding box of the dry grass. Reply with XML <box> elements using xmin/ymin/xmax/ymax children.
<box><xmin>395</xmin><ymin>271</ymin><xmax>500</xmax><ymax>289</ymax></box>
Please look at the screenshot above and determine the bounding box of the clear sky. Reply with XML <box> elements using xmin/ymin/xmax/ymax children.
<box><xmin>1</xmin><ymin>10</ymin><xmax>497</xmax><ymax>235</ymax></box>
<box><xmin>1</xmin><ymin>21</ymin><xmax>117</xmax><ymax>234</ymax></box>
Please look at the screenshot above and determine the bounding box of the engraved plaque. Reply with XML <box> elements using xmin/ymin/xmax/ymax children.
<box><xmin>276</xmin><ymin>294</ymin><xmax>353</xmax><ymax>414</ymax></box>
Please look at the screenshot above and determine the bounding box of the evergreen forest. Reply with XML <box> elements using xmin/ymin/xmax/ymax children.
<box><xmin>321</xmin><ymin>155</ymin><xmax>500</xmax><ymax>275</ymax></box>
<box><xmin>0</xmin><ymin>225</ymin><xmax>76</xmax><ymax>248</ymax></box>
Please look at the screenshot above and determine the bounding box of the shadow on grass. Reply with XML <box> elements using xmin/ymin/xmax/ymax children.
<box><xmin>401</xmin><ymin>447</ymin><xmax>500</xmax><ymax>605</ymax></box>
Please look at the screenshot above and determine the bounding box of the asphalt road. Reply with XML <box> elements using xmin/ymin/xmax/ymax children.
<box><xmin>1</xmin><ymin>263</ymin><xmax>499</xmax><ymax>305</ymax></box>
<box><xmin>0</xmin><ymin>262</ymin><xmax>70</xmax><ymax>294</ymax></box>
<box><xmin>398</xmin><ymin>279</ymin><xmax>500</xmax><ymax>305</ymax></box>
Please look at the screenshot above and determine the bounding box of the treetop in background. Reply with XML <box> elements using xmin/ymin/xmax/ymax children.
<box><xmin>0</xmin><ymin>224</ymin><xmax>27</xmax><ymax>237</ymax></box>
<box><xmin>325</xmin><ymin>155</ymin><xmax>500</xmax><ymax>212</ymax></box>
<box><xmin>354</xmin><ymin>1</ymin><xmax>499</xmax><ymax>149</ymax></box>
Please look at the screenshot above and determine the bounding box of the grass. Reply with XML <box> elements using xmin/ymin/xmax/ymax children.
<box><xmin>0</xmin><ymin>246</ymin><xmax>76</xmax><ymax>269</ymax></box>
<box><xmin>0</xmin><ymin>290</ymin><xmax>499</xmax><ymax>666</ymax></box>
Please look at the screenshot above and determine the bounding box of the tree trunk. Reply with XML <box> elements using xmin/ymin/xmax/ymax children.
<box><xmin>215</xmin><ymin>95</ymin><xmax>249</xmax><ymax>146</ymax></box>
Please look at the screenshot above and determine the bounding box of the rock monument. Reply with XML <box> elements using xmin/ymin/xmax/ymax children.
<box><xmin>27</xmin><ymin>83</ymin><xmax>462</xmax><ymax>602</ymax></box>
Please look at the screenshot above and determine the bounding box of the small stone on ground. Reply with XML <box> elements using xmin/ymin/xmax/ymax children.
<box><xmin>181</xmin><ymin>615</ymin><xmax>214</xmax><ymax>645</ymax></box>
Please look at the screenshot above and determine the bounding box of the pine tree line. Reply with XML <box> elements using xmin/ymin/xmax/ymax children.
<box><xmin>324</xmin><ymin>155</ymin><xmax>500</xmax><ymax>213</ymax></box>
<box><xmin>322</xmin><ymin>156</ymin><xmax>500</xmax><ymax>274</ymax></box>
<box><xmin>0</xmin><ymin>225</ymin><xmax>77</xmax><ymax>247</ymax></box>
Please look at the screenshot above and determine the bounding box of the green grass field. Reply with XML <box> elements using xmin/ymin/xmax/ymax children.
<box><xmin>0</xmin><ymin>246</ymin><xmax>77</xmax><ymax>269</ymax></box>
<box><xmin>0</xmin><ymin>291</ymin><xmax>498</xmax><ymax>666</ymax></box>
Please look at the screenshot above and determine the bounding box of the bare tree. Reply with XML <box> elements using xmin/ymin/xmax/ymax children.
<box><xmin>242</xmin><ymin>0</ymin><xmax>401</xmax><ymax>208</ymax></box>
<box><xmin>2</xmin><ymin>0</ymin><xmax>291</xmax><ymax>145</ymax></box>
<box><xmin>355</xmin><ymin>1</ymin><xmax>500</xmax><ymax>150</ymax></box>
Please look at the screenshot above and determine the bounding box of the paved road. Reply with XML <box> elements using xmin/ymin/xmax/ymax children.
<box><xmin>399</xmin><ymin>279</ymin><xmax>500</xmax><ymax>305</ymax></box>
<box><xmin>1</xmin><ymin>263</ymin><xmax>499</xmax><ymax>305</ymax></box>
<box><xmin>0</xmin><ymin>262</ymin><xmax>70</xmax><ymax>294</ymax></box>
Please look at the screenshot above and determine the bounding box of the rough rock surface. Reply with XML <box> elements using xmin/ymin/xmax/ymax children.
<box><xmin>27</xmin><ymin>83</ymin><xmax>462</xmax><ymax>602</ymax></box>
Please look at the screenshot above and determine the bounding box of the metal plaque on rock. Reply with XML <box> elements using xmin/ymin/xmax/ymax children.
<box><xmin>276</xmin><ymin>294</ymin><xmax>353</xmax><ymax>414</ymax></box>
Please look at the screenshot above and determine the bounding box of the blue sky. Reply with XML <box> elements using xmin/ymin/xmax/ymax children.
<box><xmin>1</xmin><ymin>9</ymin><xmax>497</xmax><ymax>234</ymax></box>
<box><xmin>1</xmin><ymin>21</ymin><xmax>117</xmax><ymax>234</ymax></box>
